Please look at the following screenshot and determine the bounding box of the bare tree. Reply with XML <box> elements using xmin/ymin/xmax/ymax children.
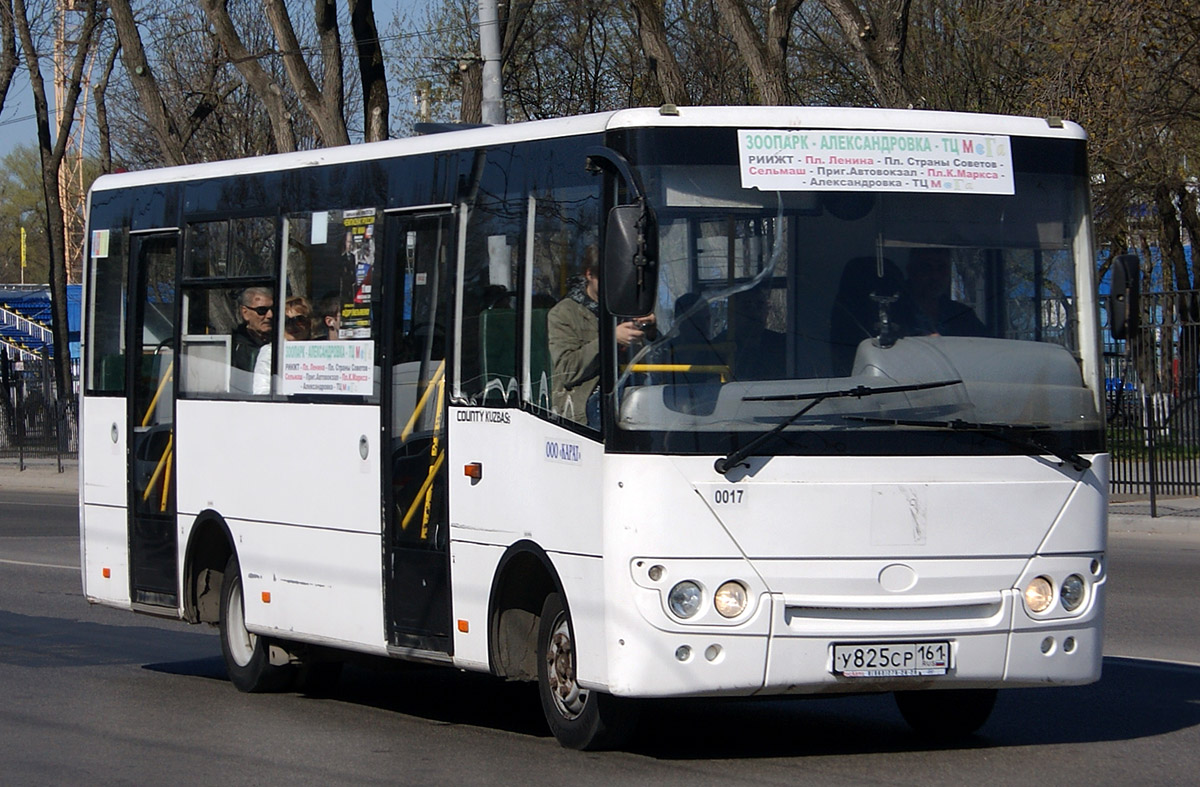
<box><xmin>0</xmin><ymin>0</ymin><xmax>19</xmax><ymax>116</ymax></box>
<box><xmin>92</xmin><ymin>39</ymin><xmax>121</xmax><ymax>174</ymax></box>
<box><xmin>13</xmin><ymin>0</ymin><xmax>100</xmax><ymax>397</ymax></box>
<box><xmin>712</xmin><ymin>0</ymin><xmax>803</xmax><ymax>105</ymax></box>
<box><xmin>816</xmin><ymin>0</ymin><xmax>912</xmax><ymax>107</ymax></box>
<box><xmin>200</xmin><ymin>0</ymin><xmax>301</xmax><ymax>152</ymax></box>
<box><xmin>349</xmin><ymin>0</ymin><xmax>388</xmax><ymax>141</ymax></box>
<box><xmin>262</xmin><ymin>0</ymin><xmax>349</xmax><ymax>146</ymax></box>
<box><xmin>629</xmin><ymin>0</ymin><xmax>687</xmax><ymax>105</ymax></box>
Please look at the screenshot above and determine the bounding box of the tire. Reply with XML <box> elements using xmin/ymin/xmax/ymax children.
<box><xmin>219</xmin><ymin>555</ymin><xmax>292</xmax><ymax>693</ymax></box>
<box><xmin>537</xmin><ymin>593</ymin><xmax>638</xmax><ymax>750</ymax></box>
<box><xmin>894</xmin><ymin>688</ymin><xmax>997</xmax><ymax>739</ymax></box>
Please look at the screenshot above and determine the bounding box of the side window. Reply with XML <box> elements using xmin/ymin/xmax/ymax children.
<box><xmin>530</xmin><ymin>185</ymin><xmax>600</xmax><ymax>427</ymax></box>
<box><xmin>258</xmin><ymin>209</ymin><xmax>379</xmax><ymax>399</ymax></box>
<box><xmin>460</xmin><ymin>192</ymin><xmax>520</xmax><ymax>406</ymax></box>
<box><xmin>179</xmin><ymin>216</ymin><xmax>278</xmax><ymax>398</ymax></box>
<box><xmin>85</xmin><ymin>229</ymin><xmax>127</xmax><ymax>394</ymax></box>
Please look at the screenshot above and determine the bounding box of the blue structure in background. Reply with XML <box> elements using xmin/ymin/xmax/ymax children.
<box><xmin>0</xmin><ymin>284</ymin><xmax>82</xmax><ymax>371</ymax></box>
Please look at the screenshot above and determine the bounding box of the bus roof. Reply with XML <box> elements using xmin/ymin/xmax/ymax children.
<box><xmin>89</xmin><ymin>106</ymin><xmax>1086</xmax><ymax>194</ymax></box>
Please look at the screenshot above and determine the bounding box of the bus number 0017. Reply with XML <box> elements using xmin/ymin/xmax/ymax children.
<box><xmin>713</xmin><ymin>489</ymin><xmax>744</xmax><ymax>505</ymax></box>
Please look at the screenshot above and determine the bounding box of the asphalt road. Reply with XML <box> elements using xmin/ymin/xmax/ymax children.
<box><xmin>2</xmin><ymin>486</ymin><xmax>1199</xmax><ymax>785</ymax></box>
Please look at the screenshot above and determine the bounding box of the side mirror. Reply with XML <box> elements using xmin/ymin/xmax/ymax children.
<box><xmin>1109</xmin><ymin>253</ymin><xmax>1140</xmax><ymax>341</ymax></box>
<box><xmin>603</xmin><ymin>202</ymin><xmax>658</xmax><ymax>317</ymax></box>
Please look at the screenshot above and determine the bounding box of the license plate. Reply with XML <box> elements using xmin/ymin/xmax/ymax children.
<box><xmin>832</xmin><ymin>642</ymin><xmax>951</xmax><ymax>677</ymax></box>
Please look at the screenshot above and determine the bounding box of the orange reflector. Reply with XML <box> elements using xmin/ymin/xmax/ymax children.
<box><xmin>261</xmin><ymin>591</ymin><xmax>271</xmax><ymax>604</ymax></box>
<box><xmin>458</xmin><ymin>619</ymin><xmax>469</xmax><ymax>633</ymax></box>
<box><xmin>102</xmin><ymin>567</ymin><xmax>111</xmax><ymax>579</ymax></box>
<box><xmin>464</xmin><ymin>462</ymin><xmax>483</xmax><ymax>480</ymax></box>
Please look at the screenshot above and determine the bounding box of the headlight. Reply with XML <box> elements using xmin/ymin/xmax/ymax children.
<box><xmin>714</xmin><ymin>581</ymin><xmax>748</xmax><ymax>618</ymax></box>
<box><xmin>1060</xmin><ymin>574</ymin><xmax>1086</xmax><ymax>611</ymax></box>
<box><xmin>668</xmin><ymin>581</ymin><xmax>703</xmax><ymax>618</ymax></box>
<box><xmin>1024</xmin><ymin>576</ymin><xmax>1054</xmax><ymax>613</ymax></box>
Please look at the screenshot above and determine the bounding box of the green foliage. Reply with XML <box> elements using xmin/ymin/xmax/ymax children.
<box><xmin>0</xmin><ymin>145</ymin><xmax>49</xmax><ymax>285</ymax></box>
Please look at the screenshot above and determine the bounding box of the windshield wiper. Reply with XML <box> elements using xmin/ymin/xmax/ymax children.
<box><xmin>844</xmin><ymin>415</ymin><xmax>1092</xmax><ymax>472</ymax></box>
<box><xmin>714</xmin><ymin>379</ymin><xmax>963</xmax><ymax>474</ymax></box>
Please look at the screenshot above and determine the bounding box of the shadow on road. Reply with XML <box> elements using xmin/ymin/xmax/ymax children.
<box><xmin>5</xmin><ymin>606</ymin><xmax>1194</xmax><ymax>756</ymax></box>
<box><xmin>143</xmin><ymin>650</ymin><xmax>1200</xmax><ymax>756</ymax></box>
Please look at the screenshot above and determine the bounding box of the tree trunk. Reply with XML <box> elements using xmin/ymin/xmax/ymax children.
<box><xmin>14</xmin><ymin>0</ymin><xmax>98</xmax><ymax>399</ymax></box>
<box><xmin>93</xmin><ymin>42</ymin><xmax>121</xmax><ymax>174</ymax></box>
<box><xmin>818</xmin><ymin>0</ymin><xmax>914</xmax><ymax>107</ymax></box>
<box><xmin>263</xmin><ymin>0</ymin><xmax>349</xmax><ymax>147</ymax></box>
<box><xmin>1155</xmin><ymin>184</ymin><xmax>1198</xmax><ymax>396</ymax></box>
<box><xmin>0</xmin><ymin>0</ymin><xmax>19</xmax><ymax>115</ymax></box>
<box><xmin>713</xmin><ymin>0</ymin><xmax>803</xmax><ymax>106</ymax></box>
<box><xmin>109</xmin><ymin>0</ymin><xmax>189</xmax><ymax>165</ymax></box>
<box><xmin>349</xmin><ymin>0</ymin><xmax>389</xmax><ymax>142</ymax></box>
<box><xmin>630</xmin><ymin>0</ymin><xmax>688</xmax><ymax>105</ymax></box>
<box><xmin>200</xmin><ymin>0</ymin><xmax>299</xmax><ymax>154</ymax></box>
<box><xmin>459</xmin><ymin>59</ymin><xmax>482</xmax><ymax>124</ymax></box>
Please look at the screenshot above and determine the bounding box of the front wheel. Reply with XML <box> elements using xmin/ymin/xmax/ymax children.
<box><xmin>537</xmin><ymin>593</ymin><xmax>638</xmax><ymax>750</ymax></box>
<box><xmin>219</xmin><ymin>555</ymin><xmax>292</xmax><ymax>693</ymax></box>
<box><xmin>894</xmin><ymin>688</ymin><xmax>997</xmax><ymax>739</ymax></box>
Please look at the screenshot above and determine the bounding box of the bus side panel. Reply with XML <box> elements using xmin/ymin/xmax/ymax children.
<box><xmin>81</xmin><ymin>504</ymin><xmax>131</xmax><ymax>607</ymax></box>
<box><xmin>80</xmin><ymin>395</ymin><xmax>131</xmax><ymax>606</ymax></box>
<box><xmin>80</xmin><ymin>396</ymin><xmax>127</xmax><ymax>508</ymax></box>
<box><xmin>446</xmin><ymin>409</ymin><xmax>603</xmax><ymax>555</ymax></box>
<box><xmin>447</xmin><ymin>409</ymin><xmax>605</xmax><ymax>680</ymax></box>
<box><xmin>174</xmin><ymin>400</ymin><xmax>380</xmax><ymax>532</ymax></box>
<box><xmin>230</xmin><ymin>520</ymin><xmax>388</xmax><ymax>652</ymax></box>
<box><xmin>174</xmin><ymin>399</ymin><xmax>384</xmax><ymax>650</ymax></box>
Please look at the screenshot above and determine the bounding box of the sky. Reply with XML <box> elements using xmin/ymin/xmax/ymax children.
<box><xmin>0</xmin><ymin>0</ymin><xmax>434</xmax><ymax>163</ymax></box>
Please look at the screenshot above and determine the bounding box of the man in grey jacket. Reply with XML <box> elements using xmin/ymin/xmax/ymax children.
<box><xmin>547</xmin><ymin>248</ymin><xmax>654</xmax><ymax>428</ymax></box>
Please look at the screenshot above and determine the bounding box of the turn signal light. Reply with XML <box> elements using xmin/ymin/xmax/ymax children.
<box><xmin>261</xmin><ymin>591</ymin><xmax>271</xmax><ymax>604</ymax></box>
<box><xmin>102</xmin><ymin>567</ymin><xmax>111</xmax><ymax>579</ymax></box>
<box><xmin>464</xmin><ymin>462</ymin><xmax>483</xmax><ymax>480</ymax></box>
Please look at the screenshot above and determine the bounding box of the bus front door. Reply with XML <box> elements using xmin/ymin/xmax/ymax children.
<box><xmin>127</xmin><ymin>232</ymin><xmax>180</xmax><ymax>610</ymax></box>
<box><xmin>383</xmin><ymin>211</ymin><xmax>453</xmax><ymax>654</ymax></box>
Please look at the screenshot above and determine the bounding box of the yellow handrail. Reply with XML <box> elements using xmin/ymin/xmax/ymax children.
<box><xmin>627</xmin><ymin>363</ymin><xmax>730</xmax><ymax>383</ymax></box>
<box><xmin>141</xmin><ymin>360</ymin><xmax>174</xmax><ymax>427</ymax></box>
<box><xmin>141</xmin><ymin>432</ymin><xmax>173</xmax><ymax>504</ymax></box>
<box><xmin>419</xmin><ymin>375</ymin><xmax>447</xmax><ymax>540</ymax></box>
<box><xmin>400</xmin><ymin>360</ymin><xmax>446</xmax><ymax>443</ymax></box>
<box><xmin>400</xmin><ymin>371</ymin><xmax>448</xmax><ymax>537</ymax></box>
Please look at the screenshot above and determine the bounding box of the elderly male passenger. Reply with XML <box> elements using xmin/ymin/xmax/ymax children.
<box><xmin>232</xmin><ymin>287</ymin><xmax>274</xmax><ymax>372</ymax></box>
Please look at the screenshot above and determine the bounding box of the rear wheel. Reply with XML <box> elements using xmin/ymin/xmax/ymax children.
<box><xmin>537</xmin><ymin>593</ymin><xmax>637</xmax><ymax>750</ymax></box>
<box><xmin>219</xmin><ymin>555</ymin><xmax>292</xmax><ymax>692</ymax></box>
<box><xmin>894</xmin><ymin>688</ymin><xmax>997</xmax><ymax>739</ymax></box>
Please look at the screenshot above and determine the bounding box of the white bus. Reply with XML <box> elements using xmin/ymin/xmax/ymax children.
<box><xmin>80</xmin><ymin>106</ymin><xmax>1110</xmax><ymax>749</ymax></box>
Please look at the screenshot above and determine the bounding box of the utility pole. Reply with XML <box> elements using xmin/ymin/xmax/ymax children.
<box><xmin>477</xmin><ymin>0</ymin><xmax>504</xmax><ymax>125</ymax></box>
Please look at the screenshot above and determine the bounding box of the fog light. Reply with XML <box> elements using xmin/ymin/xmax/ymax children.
<box><xmin>1024</xmin><ymin>576</ymin><xmax>1054</xmax><ymax>613</ymax></box>
<box><xmin>1060</xmin><ymin>574</ymin><xmax>1086</xmax><ymax>612</ymax></box>
<box><xmin>675</xmin><ymin>645</ymin><xmax>692</xmax><ymax>661</ymax></box>
<box><xmin>714</xmin><ymin>581</ymin><xmax>748</xmax><ymax>618</ymax></box>
<box><xmin>669</xmin><ymin>581</ymin><xmax>703</xmax><ymax>618</ymax></box>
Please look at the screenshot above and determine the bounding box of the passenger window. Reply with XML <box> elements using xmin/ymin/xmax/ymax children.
<box><xmin>179</xmin><ymin>216</ymin><xmax>278</xmax><ymax>398</ymax></box>
<box><xmin>258</xmin><ymin>209</ymin><xmax>380</xmax><ymax>398</ymax></box>
<box><xmin>530</xmin><ymin>187</ymin><xmax>599</xmax><ymax>427</ymax></box>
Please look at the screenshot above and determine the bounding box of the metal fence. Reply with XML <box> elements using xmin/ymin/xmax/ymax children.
<box><xmin>0</xmin><ymin>348</ymin><xmax>77</xmax><ymax>470</ymax></box>
<box><xmin>1105</xmin><ymin>289</ymin><xmax>1200</xmax><ymax>503</ymax></box>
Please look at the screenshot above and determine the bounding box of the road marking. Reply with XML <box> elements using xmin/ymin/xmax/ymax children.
<box><xmin>0</xmin><ymin>558</ymin><xmax>77</xmax><ymax>571</ymax></box>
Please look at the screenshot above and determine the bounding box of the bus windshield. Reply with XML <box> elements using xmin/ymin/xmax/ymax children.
<box><xmin>612</xmin><ymin>128</ymin><xmax>1101</xmax><ymax>458</ymax></box>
